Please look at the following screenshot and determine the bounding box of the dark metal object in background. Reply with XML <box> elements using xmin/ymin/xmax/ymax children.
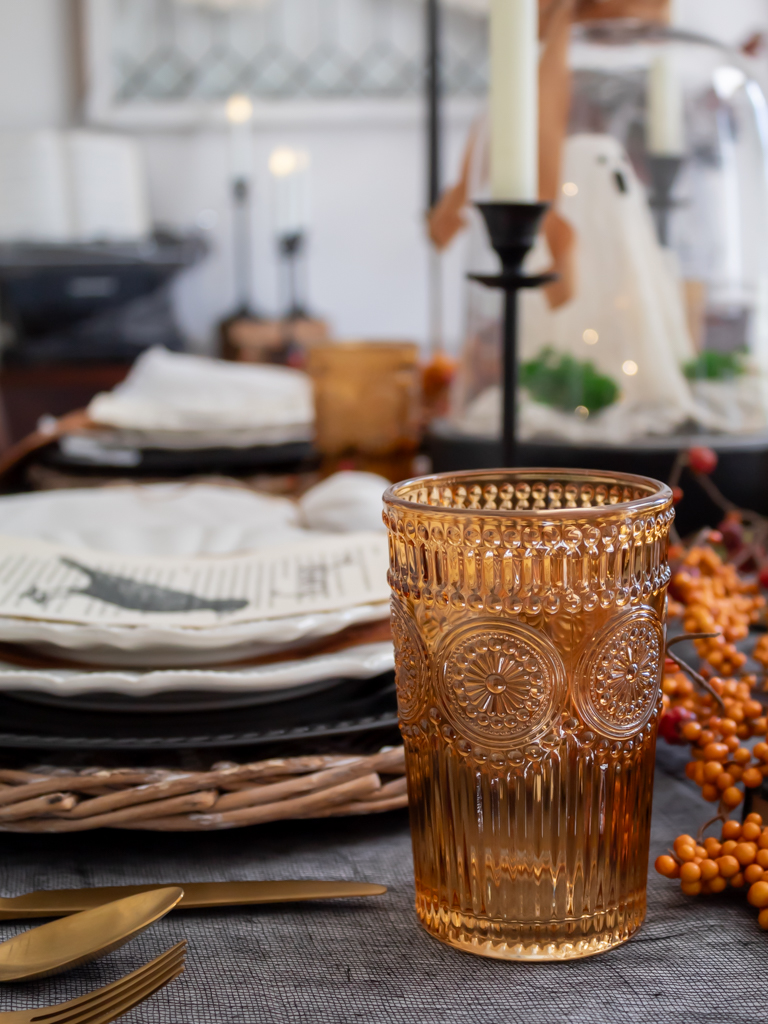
<box><xmin>279</xmin><ymin>232</ymin><xmax>307</xmax><ymax>320</ymax></box>
<box><xmin>0</xmin><ymin>234</ymin><xmax>206</xmax><ymax>365</ymax></box>
<box><xmin>426</xmin><ymin>0</ymin><xmax>441</xmax><ymax>209</ymax></box>
<box><xmin>648</xmin><ymin>155</ymin><xmax>684</xmax><ymax>247</ymax></box>
<box><xmin>470</xmin><ymin>202</ymin><xmax>555</xmax><ymax>466</ymax></box>
<box><xmin>232</xmin><ymin>178</ymin><xmax>254</xmax><ymax>317</ymax></box>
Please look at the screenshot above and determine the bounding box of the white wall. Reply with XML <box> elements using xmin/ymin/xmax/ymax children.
<box><xmin>139</xmin><ymin>107</ymin><xmax>476</xmax><ymax>353</ymax></box>
<box><xmin>0</xmin><ymin>0</ymin><xmax>76</xmax><ymax>129</ymax></box>
<box><xmin>673</xmin><ymin>0</ymin><xmax>767</xmax><ymax>44</ymax></box>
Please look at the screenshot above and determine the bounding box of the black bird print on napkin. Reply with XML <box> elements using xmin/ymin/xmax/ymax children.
<box><xmin>22</xmin><ymin>557</ymin><xmax>249</xmax><ymax>615</ymax></box>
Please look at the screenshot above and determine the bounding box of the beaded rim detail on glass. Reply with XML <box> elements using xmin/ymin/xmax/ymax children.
<box><xmin>384</xmin><ymin>467</ymin><xmax>672</xmax><ymax>518</ymax></box>
<box><xmin>390</xmin><ymin>599</ymin><xmax>428</xmax><ymax>723</ymax></box>
<box><xmin>574</xmin><ymin>610</ymin><xmax>664</xmax><ymax>740</ymax></box>
<box><xmin>437</xmin><ymin>619</ymin><xmax>567</xmax><ymax>747</ymax></box>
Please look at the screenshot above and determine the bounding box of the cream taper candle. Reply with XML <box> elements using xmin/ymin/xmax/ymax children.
<box><xmin>489</xmin><ymin>0</ymin><xmax>539</xmax><ymax>201</ymax></box>
<box><xmin>226</xmin><ymin>93</ymin><xmax>254</xmax><ymax>179</ymax></box>
<box><xmin>647</xmin><ymin>54</ymin><xmax>684</xmax><ymax>157</ymax></box>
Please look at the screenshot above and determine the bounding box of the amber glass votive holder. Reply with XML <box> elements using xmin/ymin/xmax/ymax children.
<box><xmin>383</xmin><ymin>468</ymin><xmax>674</xmax><ymax>961</ymax></box>
<box><xmin>307</xmin><ymin>341</ymin><xmax>421</xmax><ymax>457</ymax></box>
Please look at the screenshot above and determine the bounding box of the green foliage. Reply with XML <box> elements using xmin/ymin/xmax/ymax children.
<box><xmin>683</xmin><ymin>350</ymin><xmax>746</xmax><ymax>381</ymax></box>
<box><xmin>521</xmin><ymin>347</ymin><xmax>619</xmax><ymax>414</ymax></box>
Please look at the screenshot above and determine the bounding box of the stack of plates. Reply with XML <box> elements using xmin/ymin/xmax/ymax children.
<box><xmin>46</xmin><ymin>347</ymin><xmax>317</xmax><ymax>476</ymax></box>
<box><xmin>0</xmin><ymin>480</ymin><xmax>397</xmax><ymax>751</ymax></box>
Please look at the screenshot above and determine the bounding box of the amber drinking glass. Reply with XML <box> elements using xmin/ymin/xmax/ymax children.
<box><xmin>384</xmin><ymin>469</ymin><xmax>674</xmax><ymax>961</ymax></box>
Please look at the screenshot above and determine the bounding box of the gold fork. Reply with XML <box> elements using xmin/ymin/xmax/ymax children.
<box><xmin>0</xmin><ymin>941</ymin><xmax>186</xmax><ymax>1024</ymax></box>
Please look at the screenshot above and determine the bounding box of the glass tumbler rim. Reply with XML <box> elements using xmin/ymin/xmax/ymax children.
<box><xmin>383</xmin><ymin>466</ymin><xmax>673</xmax><ymax>519</ymax></box>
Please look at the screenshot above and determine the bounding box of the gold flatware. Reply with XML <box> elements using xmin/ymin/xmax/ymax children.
<box><xmin>0</xmin><ymin>941</ymin><xmax>185</xmax><ymax>1024</ymax></box>
<box><xmin>0</xmin><ymin>888</ymin><xmax>183</xmax><ymax>982</ymax></box>
<box><xmin>0</xmin><ymin>880</ymin><xmax>387</xmax><ymax>920</ymax></box>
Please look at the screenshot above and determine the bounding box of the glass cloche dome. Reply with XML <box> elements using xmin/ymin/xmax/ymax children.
<box><xmin>449</xmin><ymin>21</ymin><xmax>768</xmax><ymax>448</ymax></box>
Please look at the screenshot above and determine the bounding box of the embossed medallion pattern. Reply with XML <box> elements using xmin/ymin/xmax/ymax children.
<box><xmin>575</xmin><ymin>612</ymin><xmax>663</xmax><ymax>738</ymax></box>
<box><xmin>390</xmin><ymin>600</ymin><xmax>427</xmax><ymax>722</ymax></box>
<box><xmin>439</xmin><ymin>622</ymin><xmax>566</xmax><ymax>746</ymax></box>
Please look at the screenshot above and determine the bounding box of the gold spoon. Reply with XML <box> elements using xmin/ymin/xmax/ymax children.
<box><xmin>0</xmin><ymin>887</ymin><xmax>183</xmax><ymax>982</ymax></box>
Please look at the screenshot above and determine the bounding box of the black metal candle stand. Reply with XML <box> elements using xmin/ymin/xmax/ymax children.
<box><xmin>647</xmin><ymin>155</ymin><xmax>684</xmax><ymax>247</ymax></box>
<box><xmin>470</xmin><ymin>201</ymin><xmax>555</xmax><ymax>467</ymax></box>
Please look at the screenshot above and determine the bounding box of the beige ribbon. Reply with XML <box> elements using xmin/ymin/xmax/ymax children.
<box><xmin>428</xmin><ymin>0</ymin><xmax>670</xmax><ymax>308</ymax></box>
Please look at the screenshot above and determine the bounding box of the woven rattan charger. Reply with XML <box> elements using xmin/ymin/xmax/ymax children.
<box><xmin>0</xmin><ymin>747</ymin><xmax>407</xmax><ymax>833</ymax></box>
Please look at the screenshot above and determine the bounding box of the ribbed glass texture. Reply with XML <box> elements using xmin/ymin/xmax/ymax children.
<box><xmin>384</xmin><ymin>469</ymin><xmax>674</xmax><ymax>960</ymax></box>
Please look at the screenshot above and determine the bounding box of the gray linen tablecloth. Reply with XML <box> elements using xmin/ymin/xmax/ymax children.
<box><xmin>1</xmin><ymin>744</ymin><xmax>765</xmax><ymax>1024</ymax></box>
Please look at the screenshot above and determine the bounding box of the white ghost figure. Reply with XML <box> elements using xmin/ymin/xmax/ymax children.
<box><xmin>517</xmin><ymin>132</ymin><xmax>698</xmax><ymax>435</ymax></box>
<box><xmin>456</xmin><ymin>132</ymin><xmax>707</xmax><ymax>441</ymax></box>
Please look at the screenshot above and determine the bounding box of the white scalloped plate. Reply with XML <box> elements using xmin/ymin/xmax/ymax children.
<box><xmin>0</xmin><ymin>641</ymin><xmax>395</xmax><ymax>712</ymax></box>
<box><xmin>0</xmin><ymin>484</ymin><xmax>389</xmax><ymax>667</ymax></box>
<box><xmin>0</xmin><ymin>602</ymin><xmax>390</xmax><ymax>667</ymax></box>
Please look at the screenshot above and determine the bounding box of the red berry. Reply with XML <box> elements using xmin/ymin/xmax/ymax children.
<box><xmin>659</xmin><ymin>705</ymin><xmax>696</xmax><ymax>745</ymax></box>
<box><xmin>672</xmin><ymin>486</ymin><xmax>684</xmax><ymax>505</ymax></box>
<box><xmin>719</xmin><ymin>517</ymin><xmax>744</xmax><ymax>553</ymax></box>
<box><xmin>688</xmin><ymin>446</ymin><xmax>718</xmax><ymax>475</ymax></box>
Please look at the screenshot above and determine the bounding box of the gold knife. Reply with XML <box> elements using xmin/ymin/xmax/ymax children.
<box><xmin>0</xmin><ymin>881</ymin><xmax>387</xmax><ymax>920</ymax></box>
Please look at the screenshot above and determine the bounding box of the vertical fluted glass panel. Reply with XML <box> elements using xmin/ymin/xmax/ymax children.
<box><xmin>384</xmin><ymin>469</ymin><xmax>673</xmax><ymax>960</ymax></box>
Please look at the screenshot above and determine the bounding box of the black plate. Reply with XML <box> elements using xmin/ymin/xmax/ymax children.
<box><xmin>39</xmin><ymin>440</ymin><xmax>316</xmax><ymax>476</ymax></box>
<box><xmin>0</xmin><ymin>671</ymin><xmax>398</xmax><ymax>753</ymax></box>
<box><xmin>9</xmin><ymin>672</ymin><xmax>367</xmax><ymax>714</ymax></box>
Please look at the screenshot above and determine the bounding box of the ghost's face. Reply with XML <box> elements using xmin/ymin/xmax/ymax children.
<box><xmin>560</xmin><ymin>134</ymin><xmax>639</xmax><ymax>218</ymax></box>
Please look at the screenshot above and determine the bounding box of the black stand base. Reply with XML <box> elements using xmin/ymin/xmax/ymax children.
<box><xmin>648</xmin><ymin>155</ymin><xmax>683</xmax><ymax>247</ymax></box>
<box><xmin>425</xmin><ymin>421</ymin><xmax>768</xmax><ymax>535</ymax></box>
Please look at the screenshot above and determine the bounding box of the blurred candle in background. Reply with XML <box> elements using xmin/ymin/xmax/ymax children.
<box><xmin>226</xmin><ymin>93</ymin><xmax>254</xmax><ymax>179</ymax></box>
<box><xmin>268</xmin><ymin>147</ymin><xmax>311</xmax><ymax>237</ymax></box>
<box><xmin>647</xmin><ymin>54</ymin><xmax>685</xmax><ymax>156</ymax></box>
<box><xmin>489</xmin><ymin>0</ymin><xmax>538</xmax><ymax>201</ymax></box>
<box><xmin>225</xmin><ymin>94</ymin><xmax>255</xmax><ymax>315</ymax></box>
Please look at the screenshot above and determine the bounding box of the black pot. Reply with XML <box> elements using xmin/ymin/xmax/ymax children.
<box><xmin>426</xmin><ymin>420</ymin><xmax>768</xmax><ymax>536</ymax></box>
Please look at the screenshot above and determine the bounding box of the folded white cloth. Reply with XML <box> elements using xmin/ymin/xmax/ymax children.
<box><xmin>87</xmin><ymin>346</ymin><xmax>314</xmax><ymax>440</ymax></box>
<box><xmin>0</xmin><ymin>483</ymin><xmax>305</xmax><ymax>556</ymax></box>
<box><xmin>0</xmin><ymin>476</ymin><xmax>388</xmax><ymax>558</ymax></box>
<box><xmin>298</xmin><ymin>472</ymin><xmax>389</xmax><ymax>533</ymax></box>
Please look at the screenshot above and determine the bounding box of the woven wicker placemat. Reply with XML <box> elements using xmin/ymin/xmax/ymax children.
<box><xmin>0</xmin><ymin>747</ymin><xmax>407</xmax><ymax>832</ymax></box>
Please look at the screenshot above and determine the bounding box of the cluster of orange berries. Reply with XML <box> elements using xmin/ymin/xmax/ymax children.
<box><xmin>656</xmin><ymin>815</ymin><xmax>768</xmax><ymax>928</ymax></box>
<box><xmin>660</xmin><ymin>661</ymin><xmax>767</xmax><ymax>810</ymax></box>
<box><xmin>659</xmin><ymin>663</ymin><xmax>765</xmax><ymax>737</ymax></box>
<box><xmin>683</xmin><ymin>715</ymin><xmax>768</xmax><ymax>809</ymax></box>
<box><xmin>754</xmin><ymin>634</ymin><xmax>768</xmax><ymax>677</ymax></box>
<box><xmin>669</xmin><ymin>544</ymin><xmax>764</xmax><ymax>675</ymax></box>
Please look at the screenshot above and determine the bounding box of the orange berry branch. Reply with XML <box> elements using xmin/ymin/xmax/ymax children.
<box><xmin>655</xmin><ymin>447</ymin><xmax>768</xmax><ymax>929</ymax></box>
<box><xmin>655</xmin><ymin>815</ymin><xmax>768</xmax><ymax>928</ymax></box>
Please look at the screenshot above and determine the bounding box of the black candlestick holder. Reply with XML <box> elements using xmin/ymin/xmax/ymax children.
<box><xmin>278</xmin><ymin>230</ymin><xmax>307</xmax><ymax>319</ymax></box>
<box><xmin>648</xmin><ymin>155</ymin><xmax>684</xmax><ymax>247</ymax></box>
<box><xmin>231</xmin><ymin>176</ymin><xmax>255</xmax><ymax>317</ymax></box>
<box><xmin>470</xmin><ymin>201</ymin><xmax>555</xmax><ymax>467</ymax></box>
